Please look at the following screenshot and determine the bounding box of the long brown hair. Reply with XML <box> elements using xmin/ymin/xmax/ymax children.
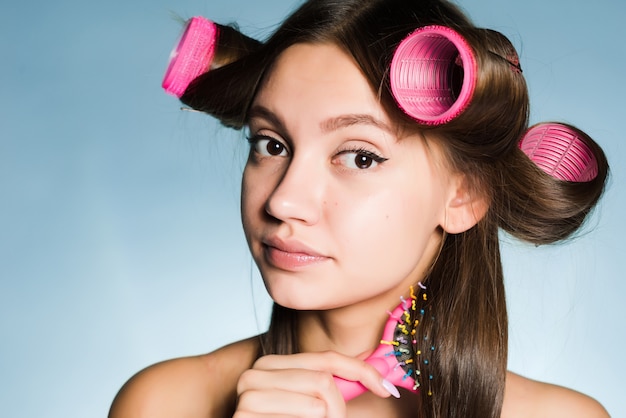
<box><xmin>180</xmin><ymin>0</ymin><xmax>609</xmax><ymax>416</ymax></box>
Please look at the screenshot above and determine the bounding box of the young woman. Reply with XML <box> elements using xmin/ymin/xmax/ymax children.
<box><xmin>110</xmin><ymin>0</ymin><xmax>609</xmax><ymax>416</ymax></box>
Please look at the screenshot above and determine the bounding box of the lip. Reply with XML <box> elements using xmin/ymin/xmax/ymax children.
<box><xmin>262</xmin><ymin>236</ymin><xmax>330</xmax><ymax>270</ymax></box>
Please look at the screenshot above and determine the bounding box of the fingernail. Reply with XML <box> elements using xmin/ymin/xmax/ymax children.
<box><xmin>382</xmin><ymin>379</ymin><xmax>401</xmax><ymax>399</ymax></box>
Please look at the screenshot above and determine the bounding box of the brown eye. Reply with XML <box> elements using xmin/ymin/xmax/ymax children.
<box><xmin>248</xmin><ymin>135</ymin><xmax>289</xmax><ymax>157</ymax></box>
<box><xmin>354</xmin><ymin>154</ymin><xmax>374</xmax><ymax>169</ymax></box>
<box><xmin>265</xmin><ymin>139</ymin><xmax>286</xmax><ymax>156</ymax></box>
<box><xmin>334</xmin><ymin>149</ymin><xmax>387</xmax><ymax>170</ymax></box>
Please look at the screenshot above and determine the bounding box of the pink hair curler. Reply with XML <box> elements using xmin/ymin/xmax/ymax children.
<box><xmin>162</xmin><ymin>16</ymin><xmax>218</xmax><ymax>98</ymax></box>
<box><xmin>390</xmin><ymin>25</ymin><xmax>477</xmax><ymax>126</ymax></box>
<box><xmin>519</xmin><ymin>123</ymin><xmax>598</xmax><ymax>182</ymax></box>
<box><xmin>334</xmin><ymin>287</ymin><xmax>431</xmax><ymax>401</ymax></box>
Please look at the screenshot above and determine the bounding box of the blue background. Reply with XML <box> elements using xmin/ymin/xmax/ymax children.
<box><xmin>1</xmin><ymin>0</ymin><xmax>624</xmax><ymax>416</ymax></box>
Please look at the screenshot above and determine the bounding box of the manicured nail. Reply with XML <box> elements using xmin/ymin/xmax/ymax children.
<box><xmin>382</xmin><ymin>379</ymin><xmax>401</xmax><ymax>399</ymax></box>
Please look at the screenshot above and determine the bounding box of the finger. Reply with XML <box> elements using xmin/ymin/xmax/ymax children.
<box><xmin>237</xmin><ymin>388</ymin><xmax>328</xmax><ymax>418</ymax></box>
<box><xmin>237</xmin><ymin>368</ymin><xmax>346</xmax><ymax>418</ymax></box>
<box><xmin>253</xmin><ymin>352</ymin><xmax>393</xmax><ymax>398</ymax></box>
<box><xmin>233</xmin><ymin>410</ymin><xmax>298</xmax><ymax>418</ymax></box>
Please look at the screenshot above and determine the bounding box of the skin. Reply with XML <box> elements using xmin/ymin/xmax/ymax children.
<box><xmin>109</xmin><ymin>43</ymin><xmax>609</xmax><ymax>418</ymax></box>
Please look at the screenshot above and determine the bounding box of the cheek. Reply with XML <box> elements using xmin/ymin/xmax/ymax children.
<box><xmin>334</xmin><ymin>186</ymin><xmax>441</xmax><ymax>272</ymax></box>
<box><xmin>240</xmin><ymin>167</ymin><xmax>265</xmax><ymax>237</ymax></box>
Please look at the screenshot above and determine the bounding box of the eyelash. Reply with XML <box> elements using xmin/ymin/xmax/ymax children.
<box><xmin>339</xmin><ymin>147</ymin><xmax>387</xmax><ymax>163</ymax></box>
<box><xmin>246</xmin><ymin>134</ymin><xmax>289</xmax><ymax>157</ymax></box>
<box><xmin>246</xmin><ymin>134</ymin><xmax>388</xmax><ymax>170</ymax></box>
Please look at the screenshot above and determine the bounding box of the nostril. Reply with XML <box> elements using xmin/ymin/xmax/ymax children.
<box><xmin>265</xmin><ymin>182</ymin><xmax>323</xmax><ymax>225</ymax></box>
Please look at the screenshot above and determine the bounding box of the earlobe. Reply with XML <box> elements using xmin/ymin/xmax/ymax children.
<box><xmin>441</xmin><ymin>178</ymin><xmax>489</xmax><ymax>234</ymax></box>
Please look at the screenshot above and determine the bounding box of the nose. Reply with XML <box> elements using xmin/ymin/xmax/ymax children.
<box><xmin>265</xmin><ymin>156</ymin><xmax>324</xmax><ymax>225</ymax></box>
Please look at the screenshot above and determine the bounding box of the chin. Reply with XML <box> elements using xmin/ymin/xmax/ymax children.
<box><xmin>269</xmin><ymin>290</ymin><xmax>321</xmax><ymax>310</ymax></box>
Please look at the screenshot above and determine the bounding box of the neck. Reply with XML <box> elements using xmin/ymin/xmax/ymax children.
<box><xmin>297</xmin><ymin>290</ymin><xmax>407</xmax><ymax>357</ymax></box>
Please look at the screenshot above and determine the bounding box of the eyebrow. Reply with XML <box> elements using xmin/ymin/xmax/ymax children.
<box><xmin>248</xmin><ymin>105</ymin><xmax>394</xmax><ymax>135</ymax></box>
<box><xmin>320</xmin><ymin>114</ymin><xmax>394</xmax><ymax>135</ymax></box>
<box><xmin>248</xmin><ymin>105</ymin><xmax>287</xmax><ymax>132</ymax></box>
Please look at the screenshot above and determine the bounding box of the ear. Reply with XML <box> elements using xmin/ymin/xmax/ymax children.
<box><xmin>441</xmin><ymin>174</ymin><xmax>489</xmax><ymax>234</ymax></box>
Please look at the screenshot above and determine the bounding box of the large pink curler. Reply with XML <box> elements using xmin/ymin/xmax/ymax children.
<box><xmin>162</xmin><ymin>16</ymin><xmax>218</xmax><ymax>98</ymax></box>
<box><xmin>390</xmin><ymin>25</ymin><xmax>477</xmax><ymax>126</ymax></box>
<box><xmin>519</xmin><ymin>123</ymin><xmax>598</xmax><ymax>182</ymax></box>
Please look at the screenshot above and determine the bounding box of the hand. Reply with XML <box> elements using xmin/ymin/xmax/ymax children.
<box><xmin>233</xmin><ymin>351</ymin><xmax>398</xmax><ymax>418</ymax></box>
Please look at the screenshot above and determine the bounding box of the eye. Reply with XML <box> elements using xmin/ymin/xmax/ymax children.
<box><xmin>248</xmin><ymin>135</ymin><xmax>289</xmax><ymax>157</ymax></box>
<box><xmin>334</xmin><ymin>149</ymin><xmax>388</xmax><ymax>170</ymax></box>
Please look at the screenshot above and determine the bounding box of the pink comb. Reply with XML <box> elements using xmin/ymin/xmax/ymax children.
<box><xmin>334</xmin><ymin>300</ymin><xmax>423</xmax><ymax>401</ymax></box>
<box><xmin>519</xmin><ymin>123</ymin><xmax>598</xmax><ymax>182</ymax></box>
<box><xmin>390</xmin><ymin>25</ymin><xmax>477</xmax><ymax>125</ymax></box>
<box><xmin>162</xmin><ymin>16</ymin><xmax>218</xmax><ymax>98</ymax></box>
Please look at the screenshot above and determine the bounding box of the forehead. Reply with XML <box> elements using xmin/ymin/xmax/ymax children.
<box><xmin>264</xmin><ymin>42</ymin><xmax>363</xmax><ymax>85</ymax></box>
<box><xmin>253</xmin><ymin>43</ymin><xmax>384</xmax><ymax>116</ymax></box>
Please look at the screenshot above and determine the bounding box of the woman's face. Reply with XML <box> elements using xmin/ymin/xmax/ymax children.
<box><xmin>241</xmin><ymin>43</ymin><xmax>457</xmax><ymax>311</ymax></box>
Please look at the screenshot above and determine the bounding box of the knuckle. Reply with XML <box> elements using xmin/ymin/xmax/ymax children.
<box><xmin>319</xmin><ymin>350</ymin><xmax>341</xmax><ymax>370</ymax></box>
<box><xmin>233</xmin><ymin>410</ymin><xmax>260</xmax><ymax>418</ymax></box>
<box><xmin>307</xmin><ymin>397</ymin><xmax>327</xmax><ymax>417</ymax></box>
<box><xmin>252</xmin><ymin>354</ymin><xmax>275</xmax><ymax>369</ymax></box>
<box><xmin>322</xmin><ymin>350</ymin><xmax>372</xmax><ymax>379</ymax></box>
<box><xmin>235</xmin><ymin>389</ymin><xmax>262</xmax><ymax>413</ymax></box>
<box><xmin>236</xmin><ymin>369</ymin><xmax>258</xmax><ymax>395</ymax></box>
<box><xmin>322</xmin><ymin>350</ymin><xmax>341</xmax><ymax>362</ymax></box>
<box><xmin>356</xmin><ymin>358</ymin><xmax>374</xmax><ymax>377</ymax></box>
<box><xmin>313</xmin><ymin>369</ymin><xmax>336</xmax><ymax>392</ymax></box>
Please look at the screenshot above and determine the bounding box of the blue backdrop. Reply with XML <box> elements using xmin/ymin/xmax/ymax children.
<box><xmin>1</xmin><ymin>0</ymin><xmax>624</xmax><ymax>416</ymax></box>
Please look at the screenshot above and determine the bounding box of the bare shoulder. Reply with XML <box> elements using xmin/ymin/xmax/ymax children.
<box><xmin>108</xmin><ymin>336</ymin><xmax>260</xmax><ymax>418</ymax></box>
<box><xmin>502</xmin><ymin>371</ymin><xmax>609</xmax><ymax>418</ymax></box>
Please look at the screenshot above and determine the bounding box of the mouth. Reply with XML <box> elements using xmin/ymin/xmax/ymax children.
<box><xmin>262</xmin><ymin>237</ymin><xmax>330</xmax><ymax>270</ymax></box>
